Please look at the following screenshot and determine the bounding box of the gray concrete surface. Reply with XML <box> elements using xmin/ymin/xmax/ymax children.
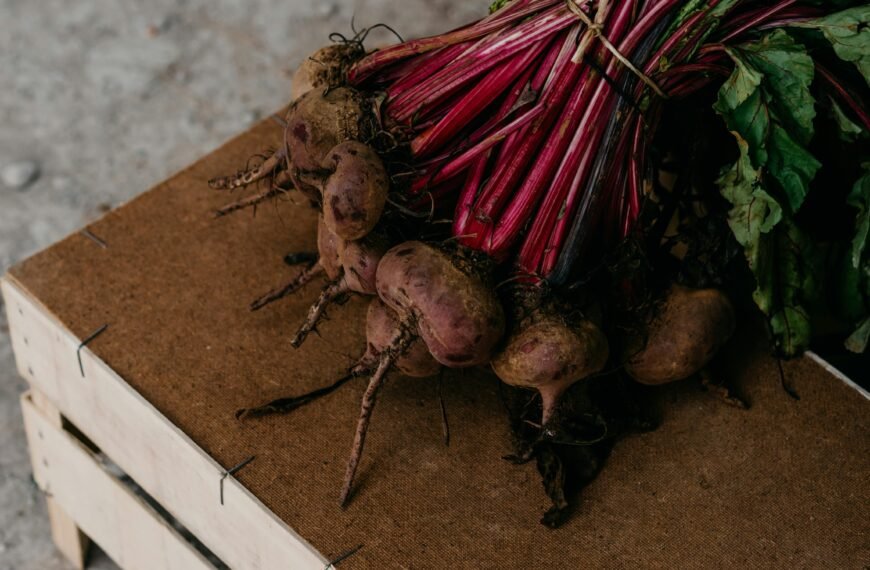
<box><xmin>0</xmin><ymin>1</ymin><xmax>485</xmax><ymax>568</ymax></box>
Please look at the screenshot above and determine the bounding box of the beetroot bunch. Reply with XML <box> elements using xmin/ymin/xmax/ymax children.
<box><xmin>212</xmin><ymin>0</ymin><xmax>870</xmax><ymax>514</ymax></box>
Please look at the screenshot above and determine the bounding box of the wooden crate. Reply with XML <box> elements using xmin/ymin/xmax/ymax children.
<box><xmin>5</xmin><ymin>280</ymin><xmax>325</xmax><ymax>569</ymax></box>
<box><xmin>3</xmin><ymin>117</ymin><xmax>868</xmax><ymax>569</ymax></box>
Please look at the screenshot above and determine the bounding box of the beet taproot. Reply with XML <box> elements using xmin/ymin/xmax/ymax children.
<box><xmin>249</xmin><ymin>216</ymin><xmax>341</xmax><ymax>311</ymax></box>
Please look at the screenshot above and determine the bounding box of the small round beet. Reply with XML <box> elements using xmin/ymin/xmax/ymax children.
<box><xmin>291</xmin><ymin>44</ymin><xmax>363</xmax><ymax>101</ymax></box>
<box><xmin>625</xmin><ymin>286</ymin><xmax>736</xmax><ymax>385</ymax></box>
<box><xmin>322</xmin><ymin>141</ymin><xmax>389</xmax><ymax>241</ymax></box>
<box><xmin>492</xmin><ymin>315</ymin><xmax>609</xmax><ymax>424</ymax></box>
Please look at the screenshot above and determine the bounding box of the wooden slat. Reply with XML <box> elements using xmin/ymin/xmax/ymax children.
<box><xmin>28</xmin><ymin>389</ymin><xmax>92</xmax><ymax>570</ymax></box>
<box><xmin>22</xmin><ymin>391</ymin><xmax>215</xmax><ymax>570</ymax></box>
<box><xmin>3</xmin><ymin>276</ymin><xmax>328</xmax><ymax>570</ymax></box>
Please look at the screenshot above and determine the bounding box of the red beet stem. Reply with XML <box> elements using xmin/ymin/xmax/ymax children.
<box><xmin>388</xmin><ymin>5</ymin><xmax>577</xmax><ymax>123</ymax></box>
<box><xmin>467</xmin><ymin>29</ymin><xmax>586</xmax><ymax>240</ymax></box>
<box><xmin>348</xmin><ymin>0</ymin><xmax>561</xmax><ymax>84</ymax></box>
<box><xmin>720</xmin><ymin>0</ymin><xmax>798</xmax><ymax>43</ymax></box>
<box><xmin>409</xmin><ymin>30</ymin><xmax>574</xmax><ymax>193</ymax></box>
<box><xmin>411</xmin><ymin>37</ymin><xmax>549</xmax><ymax>158</ymax></box>
<box><xmin>486</xmin><ymin>0</ymin><xmax>638</xmax><ymax>260</ymax></box>
<box><xmin>816</xmin><ymin>64</ymin><xmax>870</xmax><ymax>134</ymax></box>
<box><xmin>454</xmin><ymin>153</ymin><xmax>492</xmax><ymax>242</ymax></box>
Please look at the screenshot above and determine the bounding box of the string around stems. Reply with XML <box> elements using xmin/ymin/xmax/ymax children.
<box><xmin>566</xmin><ymin>0</ymin><xmax>668</xmax><ymax>98</ymax></box>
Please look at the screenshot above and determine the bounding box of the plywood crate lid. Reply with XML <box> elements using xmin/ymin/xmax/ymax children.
<box><xmin>7</xmin><ymin>118</ymin><xmax>869</xmax><ymax>568</ymax></box>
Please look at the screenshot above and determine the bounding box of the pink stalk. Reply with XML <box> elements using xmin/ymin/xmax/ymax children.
<box><xmin>642</xmin><ymin>9</ymin><xmax>709</xmax><ymax>79</ymax></box>
<box><xmin>536</xmin><ymin>0</ymin><xmax>697</xmax><ymax>272</ymax></box>
<box><xmin>453</xmin><ymin>153</ymin><xmax>491</xmax><ymax>240</ymax></box>
<box><xmin>662</xmin><ymin>72</ymin><xmax>718</xmax><ymax>98</ymax></box>
<box><xmin>385</xmin><ymin>43</ymin><xmax>474</xmax><ymax>97</ymax></box>
<box><xmin>816</xmin><ymin>64</ymin><xmax>870</xmax><ymax>133</ymax></box>
<box><xmin>623</xmin><ymin>115</ymin><xmax>645</xmax><ymax>239</ymax></box>
<box><xmin>348</xmin><ymin>0</ymin><xmax>560</xmax><ymax>83</ymax></box>
<box><xmin>522</xmin><ymin>139</ymin><xmax>598</xmax><ymax>273</ymax></box>
<box><xmin>374</xmin><ymin>42</ymin><xmax>465</xmax><ymax>85</ymax></box>
<box><xmin>621</xmin><ymin>121</ymin><xmax>643</xmax><ymax>239</ymax></box>
<box><xmin>484</xmin><ymin>68</ymin><xmax>596</xmax><ymax>259</ymax></box>
<box><xmin>522</xmin><ymin>0</ymin><xmax>659</xmax><ymax>273</ymax></box>
<box><xmin>409</xmin><ymin>54</ymin><xmax>547</xmax><ymax>195</ymax></box>
<box><xmin>469</xmin><ymin>28</ymin><xmax>586</xmax><ymax>222</ymax></box>
<box><xmin>487</xmin><ymin>0</ymin><xmax>637</xmax><ymax>259</ymax></box>
<box><xmin>663</xmin><ymin>62</ymin><xmax>731</xmax><ymax>78</ymax></box>
<box><xmin>473</xmin><ymin>63</ymin><xmax>593</xmax><ymax>256</ymax></box>
<box><xmin>670</xmin><ymin>21</ymin><xmax>723</xmax><ymax>68</ymax></box>
<box><xmin>409</xmin><ymin>103</ymin><xmax>545</xmax><ymax>193</ymax></box>
<box><xmin>388</xmin><ymin>6</ymin><xmax>577</xmax><ymax>123</ymax></box>
<box><xmin>407</xmin><ymin>29</ymin><xmax>576</xmax><ymax>192</ymax></box>
<box><xmin>476</xmin><ymin>25</ymin><xmax>579</xmax><ymax>174</ymax></box>
<box><xmin>720</xmin><ymin>0</ymin><xmax>797</xmax><ymax>43</ymax></box>
<box><xmin>411</xmin><ymin>38</ymin><xmax>549</xmax><ymax>158</ymax></box>
<box><xmin>537</xmin><ymin>93</ymin><xmax>615</xmax><ymax>274</ymax></box>
<box><xmin>620</xmin><ymin>0</ymin><xmax>692</xmax><ymax>58</ymax></box>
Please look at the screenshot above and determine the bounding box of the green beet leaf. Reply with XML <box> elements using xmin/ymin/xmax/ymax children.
<box><xmin>769</xmin><ymin>219</ymin><xmax>822</xmax><ymax>357</ymax></box>
<box><xmin>717</xmin><ymin>137</ymin><xmax>781</xmax><ymax>315</ymax></box>
<box><xmin>828</xmin><ymin>97</ymin><xmax>866</xmax><ymax>142</ymax></box>
<box><xmin>715</xmin><ymin>30</ymin><xmax>819</xmax><ymax>215</ymax></box>
<box><xmin>797</xmin><ymin>6</ymin><xmax>870</xmax><ymax>88</ymax></box>
<box><xmin>767</xmin><ymin>123</ymin><xmax>821</xmax><ymax>213</ymax></box>
<box><xmin>845</xmin><ymin>317</ymin><xmax>870</xmax><ymax>353</ymax></box>
<box><xmin>717</xmin><ymin>136</ymin><xmax>822</xmax><ymax>357</ymax></box>
<box><xmin>847</xmin><ymin>164</ymin><xmax>870</xmax><ymax>268</ymax></box>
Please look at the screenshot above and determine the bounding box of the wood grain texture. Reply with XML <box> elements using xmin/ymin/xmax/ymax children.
<box><xmin>4</xmin><ymin>279</ymin><xmax>326</xmax><ymax>569</ymax></box>
<box><xmin>30</xmin><ymin>390</ymin><xmax>92</xmax><ymax>570</ymax></box>
<box><xmin>22</xmin><ymin>392</ymin><xmax>215</xmax><ymax>570</ymax></box>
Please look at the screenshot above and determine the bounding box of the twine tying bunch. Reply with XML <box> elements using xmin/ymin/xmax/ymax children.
<box><xmin>566</xmin><ymin>0</ymin><xmax>668</xmax><ymax>98</ymax></box>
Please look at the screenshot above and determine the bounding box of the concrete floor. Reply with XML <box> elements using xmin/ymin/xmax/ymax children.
<box><xmin>0</xmin><ymin>1</ymin><xmax>485</xmax><ymax>568</ymax></box>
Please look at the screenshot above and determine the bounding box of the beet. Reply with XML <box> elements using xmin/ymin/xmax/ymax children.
<box><xmin>362</xmin><ymin>298</ymin><xmax>441</xmax><ymax>378</ymax></box>
<box><xmin>337</xmin><ymin>241</ymin><xmax>505</xmax><ymax>507</ymax></box>
<box><xmin>376</xmin><ymin>241</ymin><xmax>505</xmax><ymax>367</ymax></box>
<box><xmin>291</xmin><ymin>44</ymin><xmax>363</xmax><ymax>101</ymax></box>
<box><xmin>291</xmin><ymin>230</ymin><xmax>390</xmax><ymax>348</ymax></box>
<box><xmin>285</xmin><ymin>87</ymin><xmax>366</xmax><ymax>176</ymax></box>
<box><xmin>493</xmin><ymin>313</ymin><xmax>608</xmax><ymax>425</ymax></box>
<box><xmin>317</xmin><ymin>214</ymin><xmax>344</xmax><ymax>280</ymax></box>
<box><xmin>625</xmin><ymin>286</ymin><xmax>736</xmax><ymax>385</ymax></box>
<box><xmin>322</xmin><ymin>141</ymin><xmax>389</xmax><ymax>241</ymax></box>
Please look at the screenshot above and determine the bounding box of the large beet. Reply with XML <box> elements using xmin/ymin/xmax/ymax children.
<box><xmin>291</xmin><ymin>44</ymin><xmax>363</xmax><ymax>101</ymax></box>
<box><xmin>376</xmin><ymin>241</ymin><xmax>505</xmax><ymax>367</ymax></box>
<box><xmin>625</xmin><ymin>286</ymin><xmax>735</xmax><ymax>385</ymax></box>
<box><xmin>285</xmin><ymin>86</ymin><xmax>366</xmax><ymax>175</ymax></box>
